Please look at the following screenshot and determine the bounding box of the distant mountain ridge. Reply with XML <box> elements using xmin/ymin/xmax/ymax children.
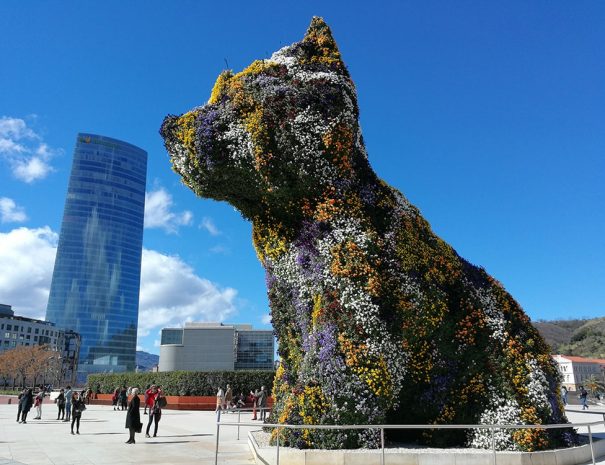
<box><xmin>534</xmin><ymin>317</ymin><xmax>605</xmax><ymax>359</ymax></box>
<box><xmin>136</xmin><ymin>350</ymin><xmax>159</xmax><ymax>371</ymax></box>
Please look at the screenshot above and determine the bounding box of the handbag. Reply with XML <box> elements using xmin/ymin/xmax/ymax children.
<box><xmin>135</xmin><ymin>422</ymin><xmax>143</xmax><ymax>433</ymax></box>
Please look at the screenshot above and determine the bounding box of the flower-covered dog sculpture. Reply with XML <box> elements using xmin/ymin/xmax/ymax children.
<box><xmin>161</xmin><ymin>17</ymin><xmax>573</xmax><ymax>450</ymax></box>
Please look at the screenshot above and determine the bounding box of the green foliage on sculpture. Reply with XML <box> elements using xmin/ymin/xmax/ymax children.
<box><xmin>161</xmin><ymin>17</ymin><xmax>577</xmax><ymax>451</ymax></box>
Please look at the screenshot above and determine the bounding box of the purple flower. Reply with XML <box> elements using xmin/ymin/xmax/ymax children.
<box><xmin>195</xmin><ymin>109</ymin><xmax>219</xmax><ymax>169</ymax></box>
<box><xmin>265</xmin><ymin>269</ymin><xmax>277</xmax><ymax>288</ymax></box>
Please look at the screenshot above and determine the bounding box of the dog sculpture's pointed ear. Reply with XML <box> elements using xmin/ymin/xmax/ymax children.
<box><xmin>301</xmin><ymin>17</ymin><xmax>348</xmax><ymax>75</ymax></box>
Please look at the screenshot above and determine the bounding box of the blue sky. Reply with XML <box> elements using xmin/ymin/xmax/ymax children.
<box><xmin>0</xmin><ymin>1</ymin><xmax>603</xmax><ymax>354</ymax></box>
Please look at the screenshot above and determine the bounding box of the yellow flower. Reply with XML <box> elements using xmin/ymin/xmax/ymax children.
<box><xmin>174</xmin><ymin>111</ymin><xmax>198</xmax><ymax>157</ymax></box>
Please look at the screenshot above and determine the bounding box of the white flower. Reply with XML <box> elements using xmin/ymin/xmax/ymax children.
<box><xmin>468</xmin><ymin>390</ymin><xmax>522</xmax><ymax>451</ymax></box>
<box><xmin>525</xmin><ymin>358</ymin><xmax>552</xmax><ymax>414</ymax></box>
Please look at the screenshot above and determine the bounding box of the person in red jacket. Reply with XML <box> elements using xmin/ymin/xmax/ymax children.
<box><xmin>144</xmin><ymin>385</ymin><xmax>160</xmax><ymax>414</ymax></box>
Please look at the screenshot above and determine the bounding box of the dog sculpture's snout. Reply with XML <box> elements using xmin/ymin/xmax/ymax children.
<box><xmin>159</xmin><ymin>114</ymin><xmax>180</xmax><ymax>144</ymax></box>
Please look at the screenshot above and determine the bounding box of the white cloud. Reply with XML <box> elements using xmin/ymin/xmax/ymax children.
<box><xmin>138</xmin><ymin>249</ymin><xmax>237</xmax><ymax>337</ymax></box>
<box><xmin>13</xmin><ymin>156</ymin><xmax>52</xmax><ymax>183</ymax></box>
<box><xmin>200</xmin><ymin>217</ymin><xmax>221</xmax><ymax>236</ymax></box>
<box><xmin>0</xmin><ymin>116</ymin><xmax>58</xmax><ymax>183</ymax></box>
<box><xmin>144</xmin><ymin>188</ymin><xmax>193</xmax><ymax>234</ymax></box>
<box><xmin>0</xmin><ymin>226</ymin><xmax>238</xmax><ymax>344</ymax></box>
<box><xmin>0</xmin><ymin>227</ymin><xmax>58</xmax><ymax>319</ymax></box>
<box><xmin>0</xmin><ymin>138</ymin><xmax>26</xmax><ymax>153</ymax></box>
<box><xmin>0</xmin><ymin>117</ymin><xmax>37</xmax><ymax>140</ymax></box>
<box><xmin>209</xmin><ymin>245</ymin><xmax>230</xmax><ymax>255</ymax></box>
<box><xmin>261</xmin><ymin>313</ymin><xmax>272</xmax><ymax>325</ymax></box>
<box><xmin>0</xmin><ymin>197</ymin><xmax>27</xmax><ymax>223</ymax></box>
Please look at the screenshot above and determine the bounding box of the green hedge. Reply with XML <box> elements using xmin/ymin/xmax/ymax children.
<box><xmin>87</xmin><ymin>370</ymin><xmax>275</xmax><ymax>396</ymax></box>
<box><xmin>0</xmin><ymin>389</ymin><xmax>21</xmax><ymax>395</ymax></box>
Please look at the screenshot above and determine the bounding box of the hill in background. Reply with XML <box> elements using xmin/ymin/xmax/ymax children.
<box><xmin>534</xmin><ymin>317</ymin><xmax>605</xmax><ymax>359</ymax></box>
<box><xmin>136</xmin><ymin>351</ymin><xmax>159</xmax><ymax>371</ymax></box>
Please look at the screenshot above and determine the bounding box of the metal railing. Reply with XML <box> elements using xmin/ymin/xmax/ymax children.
<box><xmin>214</xmin><ymin>407</ymin><xmax>262</xmax><ymax>440</ymax></box>
<box><xmin>214</xmin><ymin>409</ymin><xmax>605</xmax><ymax>465</ymax></box>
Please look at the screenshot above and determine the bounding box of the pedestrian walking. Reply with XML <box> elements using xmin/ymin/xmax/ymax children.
<box><xmin>33</xmin><ymin>388</ymin><xmax>45</xmax><ymax>419</ymax></box>
<box><xmin>579</xmin><ymin>386</ymin><xmax>589</xmax><ymax>410</ymax></box>
<box><xmin>215</xmin><ymin>387</ymin><xmax>224</xmax><ymax>412</ymax></box>
<box><xmin>125</xmin><ymin>387</ymin><xmax>141</xmax><ymax>444</ymax></box>
<box><xmin>224</xmin><ymin>384</ymin><xmax>233</xmax><ymax>410</ymax></box>
<box><xmin>257</xmin><ymin>386</ymin><xmax>268</xmax><ymax>421</ymax></box>
<box><xmin>70</xmin><ymin>391</ymin><xmax>86</xmax><ymax>434</ymax></box>
<box><xmin>64</xmin><ymin>385</ymin><xmax>72</xmax><ymax>422</ymax></box>
<box><xmin>561</xmin><ymin>385</ymin><xmax>568</xmax><ymax>406</ymax></box>
<box><xmin>85</xmin><ymin>387</ymin><xmax>93</xmax><ymax>405</ymax></box>
<box><xmin>112</xmin><ymin>387</ymin><xmax>119</xmax><ymax>410</ymax></box>
<box><xmin>145</xmin><ymin>392</ymin><xmax>164</xmax><ymax>438</ymax></box>
<box><xmin>18</xmin><ymin>388</ymin><xmax>33</xmax><ymax>423</ymax></box>
<box><xmin>16</xmin><ymin>388</ymin><xmax>26</xmax><ymax>422</ymax></box>
<box><xmin>119</xmin><ymin>386</ymin><xmax>128</xmax><ymax>411</ymax></box>
<box><xmin>56</xmin><ymin>388</ymin><xmax>66</xmax><ymax>420</ymax></box>
<box><xmin>250</xmin><ymin>389</ymin><xmax>258</xmax><ymax>420</ymax></box>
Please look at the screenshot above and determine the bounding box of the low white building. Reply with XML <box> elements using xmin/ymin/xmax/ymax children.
<box><xmin>159</xmin><ymin>322</ymin><xmax>274</xmax><ymax>372</ymax></box>
<box><xmin>552</xmin><ymin>354</ymin><xmax>605</xmax><ymax>391</ymax></box>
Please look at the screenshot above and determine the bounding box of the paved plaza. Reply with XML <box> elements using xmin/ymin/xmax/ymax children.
<box><xmin>0</xmin><ymin>403</ymin><xmax>604</xmax><ymax>465</ymax></box>
<box><xmin>0</xmin><ymin>403</ymin><xmax>258</xmax><ymax>465</ymax></box>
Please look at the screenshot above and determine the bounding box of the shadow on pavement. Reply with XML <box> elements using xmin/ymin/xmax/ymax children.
<box><xmin>84</xmin><ymin>432</ymin><xmax>123</xmax><ymax>435</ymax></box>
<box><xmin>146</xmin><ymin>440</ymin><xmax>198</xmax><ymax>444</ymax></box>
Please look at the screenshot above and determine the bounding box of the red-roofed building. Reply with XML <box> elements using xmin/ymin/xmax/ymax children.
<box><xmin>553</xmin><ymin>354</ymin><xmax>605</xmax><ymax>391</ymax></box>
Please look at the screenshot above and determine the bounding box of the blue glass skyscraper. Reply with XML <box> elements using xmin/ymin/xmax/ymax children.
<box><xmin>46</xmin><ymin>134</ymin><xmax>147</xmax><ymax>382</ymax></box>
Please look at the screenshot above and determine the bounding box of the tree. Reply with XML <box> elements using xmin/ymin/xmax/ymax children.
<box><xmin>10</xmin><ymin>346</ymin><xmax>34</xmax><ymax>387</ymax></box>
<box><xmin>584</xmin><ymin>375</ymin><xmax>604</xmax><ymax>396</ymax></box>
<box><xmin>5</xmin><ymin>344</ymin><xmax>60</xmax><ymax>388</ymax></box>
<box><xmin>28</xmin><ymin>345</ymin><xmax>59</xmax><ymax>387</ymax></box>
<box><xmin>0</xmin><ymin>350</ymin><xmax>18</xmax><ymax>388</ymax></box>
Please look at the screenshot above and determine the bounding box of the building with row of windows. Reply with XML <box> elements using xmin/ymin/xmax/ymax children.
<box><xmin>552</xmin><ymin>354</ymin><xmax>605</xmax><ymax>391</ymax></box>
<box><xmin>0</xmin><ymin>304</ymin><xmax>81</xmax><ymax>384</ymax></box>
<box><xmin>159</xmin><ymin>322</ymin><xmax>274</xmax><ymax>372</ymax></box>
<box><xmin>45</xmin><ymin>134</ymin><xmax>147</xmax><ymax>383</ymax></box>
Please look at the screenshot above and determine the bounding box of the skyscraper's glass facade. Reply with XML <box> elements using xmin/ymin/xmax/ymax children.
<box><xmin>46</xmin><ymin>134</ymin><xmax>147</xmax><ymax>382</ymax></box>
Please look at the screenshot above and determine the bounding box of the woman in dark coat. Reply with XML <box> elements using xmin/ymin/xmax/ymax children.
<box><xmin>125</xmin><ymin>387</ymin><xmax>141</xmax><ymax>444</ymax></box>
<box><xmin>56</xmin><ymin>388</ymin><xmax>66</xmax><ymax>420</ymax></box>
<box><xmin>71</xmin><ymin>391</ymin><xmax>85</xmax><ymax>434</ymax></box>
<box><xmin>119</xmin><ymin>386</ymin><xmax>128</xmax><ymax>410</ymax></box>
<box><xmin>16</xmin><ymin>388</ymin><xmax>26</xmax><ymax>422</ymax></box>
<box><xmin>18</xmin><ymin>388</ymin><xmax>33</xmax><ymax>423</ymax></box>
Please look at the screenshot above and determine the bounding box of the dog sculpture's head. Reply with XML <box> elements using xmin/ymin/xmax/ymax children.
<box><xmin>161</xmin><ymin>17</ymin><xmax>374</xmax><ymax>221</ymax></box>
